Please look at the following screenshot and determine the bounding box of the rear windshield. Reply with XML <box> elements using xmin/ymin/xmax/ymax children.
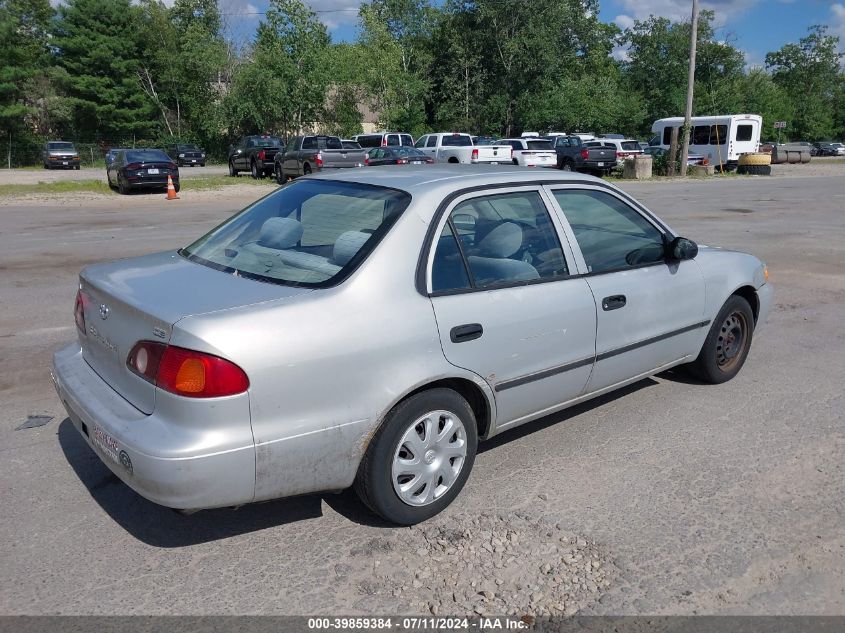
<box><xmin>125</xmin><ymin>150</ymin><xmax>170</xmax><ymax>163</ymax></box>
<box><xmin>181</xmin><ymin>180</ymin><xmax>412</xmax><ymax>288</ymax></box>
<box><xmin>442</xmin><ymin>135</ymin><xmax>472</xmax><ymax>147</ymax></box>
<box><xmin>178</xmin><ymin>144</ymin><xmax>200</xmax><ymax>151</ymax></box>
<box><xmin>526</xmin><ymin>140</ymin><xmax>553</xmax><ymax>150</ymax></box>
<box><xmin>256</xmin><ymin>137</ymin><xmax>282</xmax><ymax>147</ymax></box>
<box><xmin>48</xmin><ymin>142</ymin><xmax>74</xmax><ymax>150</ymax></box>
<box><xmin>356</xmin><ymin>135</ymin><xmax>383</xmax><ymax>147</ymax></box>
<box><xmin>620</xmin><ymin>141</ymin><xmax>640</xmax><ymax>151</ymax></box>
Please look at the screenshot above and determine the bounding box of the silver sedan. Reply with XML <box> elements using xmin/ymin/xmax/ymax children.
<box><xmin>52</xmin><ymin>167</ymin><xmax>772</xmax><ymax>525</ymax></box>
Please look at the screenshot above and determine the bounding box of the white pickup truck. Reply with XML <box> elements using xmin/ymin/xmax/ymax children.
<box><xmin>414</xmin><ymin>132</ymin><xmax>512</xmax><ymax>164</ymax></box>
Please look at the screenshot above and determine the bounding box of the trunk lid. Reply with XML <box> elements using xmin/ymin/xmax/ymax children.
<box><xmin>78</xmin><ymin>250</ymin><xmax>311</xmax><ymax>413</ymax></box>
<box><xmin>474</xmin><ymin>145</ymin><xmax>511</xmax><ymax>161</ymax></box>
<box><xmin>587</xmin><ymin>147</ymin><xmax>616</xmax><ymax>162</ymax></box>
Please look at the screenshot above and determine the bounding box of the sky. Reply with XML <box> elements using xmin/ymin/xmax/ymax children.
<box><xmin>217</xmin><ymin>0</ymin><xmax>845</xmax><ymax>66</ymax></box>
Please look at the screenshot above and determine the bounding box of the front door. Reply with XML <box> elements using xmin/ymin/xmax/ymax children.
<box><xmin>426</xmin><ymin>188</ymin><xmax>597</xmax><ymax>430</ymax></box>
<box><xmin>547</xmin><ymin>186</ymin><xmax>706</xmax><ymax>392</ymax></box>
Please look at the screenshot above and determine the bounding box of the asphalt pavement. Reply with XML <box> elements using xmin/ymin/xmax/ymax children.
<box><xmin>0</xmin><ymin>172</ymin><xmax>843</xmax><ymax>615</ymax></box>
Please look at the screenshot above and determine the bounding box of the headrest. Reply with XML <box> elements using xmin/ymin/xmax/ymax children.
<box><xmin>333</xmin><ymin>231</ymin><xmax>370</xmax><ymax>266</ymax></box>
<box><xmin>258</xmin><ymin>217</ymin><xmax>303</xmax><ymax>250</ymax></box>
<box><xmin>476</xmin><ymin>222</ymin><xmax>523</xmax><ymax>258</ymax></box>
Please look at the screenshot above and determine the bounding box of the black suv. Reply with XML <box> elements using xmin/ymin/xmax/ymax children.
<box><xmin>166</xmin><ymin>143</ymin><xmax>206</xmax><ymax>167</ymax></box>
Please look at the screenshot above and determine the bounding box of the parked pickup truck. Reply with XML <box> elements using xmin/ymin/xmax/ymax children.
<box><xmin>551</xmin><ymin>135</ymin><xmax>616</xmax><ymax>175</ymax></box>
<box><xmin>228</xmin><ymin>135</ymin><xmax>285</xmax><ymax>179</ymax></box>
<box><xmin>277</xmin><ymin>135</ymin><xmax>367</xmax><ymax>181</ymax></box>
<box><xmin>414</xmin><ymin>132</ymin><xmax>512</xmax><ymax>164</ymax></box>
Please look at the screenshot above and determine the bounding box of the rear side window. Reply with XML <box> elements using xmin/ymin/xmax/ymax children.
<box><xmin>709</xmin><ymin>125</ymin><xmax>727</xmax><ymax>144</ymax></box>
<box><xmin>662</xmin><ymin>127</ymin><xmax>679</xmax><ymax>145</ymax></box>
<box><xmin>432</xmin><ymin>191</ymin><xmax>569</xmax><ymax>291</ymax></box>
<box><xmin>553</xmin><ymin>189</ymin><xmax>665</xmax><ymax>274</ymax></box>
<box><xmin>386</xmin><ymin>134</ymin><xmax>400</xmax><ymax>146</ymax></box>
<box><xmin>431</xmin><ymin>223</ymin><xmax>471</xmax><ymax>292</ymax></box>
<box><xmin>620</xmin><ymin>141</ymin><xmax>640</xmax><ymax>151</ymax></box>
<box><xmin>400</xmin><ymin>134</ymin><xmax>414</xmax><ymax>146</ymax></box>
<box><xmin>693</xmin><ymin>125</ymin><xmax>711</xmax><ymax>145</ymax></box>
<box><xmin>736</xmin><ymin>124</ymin><xmax>754</xmax><ymax>142</ymax></box>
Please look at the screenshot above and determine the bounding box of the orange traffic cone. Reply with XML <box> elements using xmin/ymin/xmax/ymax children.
<box><xmin>166</xmin><ymin>174</ymin><xmax>179</xmax><ymax>200</ymax></box>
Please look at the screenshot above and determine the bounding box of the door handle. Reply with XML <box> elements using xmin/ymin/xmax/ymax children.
<box><xmin>602</xmin><ymin>295</ymin><xmax>627</xmax><ymax>311</ymax></box>
<box><xmin>450</xmin><ymin>323</ymin><xmax>483</xmax><ymax>343</ymax></box>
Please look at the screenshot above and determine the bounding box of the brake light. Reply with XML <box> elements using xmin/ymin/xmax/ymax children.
<box><xmin>580</xmin><ymin>149</ymin><xmax>589</xmax><ymax>160</ymax></box>
<box><xmin>471</xmin><ymin>148</ymin><xmax>479</xmax><ymax>160</ymax></box>
<box><xmin>364</xmin><ymin>155</ymin><xmax>369</xmax><ymax>166</ymax></box>
<box><xmin>315</xmin><ymin>152</ymin><xmax>323</xmax><ymax>168</ymax></box>
<box><xmin>382</xmin><ymin>137</ymin><xmax>387</xmax><ymax>146</ymax></box>
<box><xmin>397</xmin><ymin>158</ymin><xmax>408</xmax><ymax>164</ymax></box>
<box><xmin>125</xmin><ymin>162</ymin><xmax>141</xmax><ymax>171</ymax></box>
<box><xmin>127</xmin><ymin>342</ymin><xmax>249</xmax><ymax>398</ymax></box>
<box><xmin>616</xmin><ymin>151</ymin><xmax>621</xmax><ymax>158</ymax></box>
<box><xmin>74</xmin><ymin>289</ymin><xmax>86</xmax><ymax>334</ymax></box>
<box><xmin>258</xmin><ymin>149</ymin><xmax>266</xmax><ymax>161</ymax></box>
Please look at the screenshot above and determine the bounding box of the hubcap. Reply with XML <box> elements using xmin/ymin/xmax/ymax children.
<box><xmin>716</xmin><ymin>311</ymin><xmax>747</xmax><ymax>370</ymax></box>
<box><xmin>392</xmin><ymin>410</ymin><xmax>467</xmax><ymax>507</ymax></box>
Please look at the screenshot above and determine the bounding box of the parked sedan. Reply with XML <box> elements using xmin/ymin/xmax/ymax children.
<box><xmin>367</xmin><ymin>146</ymin><xmax>435</xmax><ymax>166</ymax></box>
<box><xmin>106</xmin><ymin>149</ymin><xmax>179</xmax><ymax>195</ymax></box>
<box><xmin>53</xmin><ymin>167</ymin><xmax>771</xmax><ymax>525</ymax></box>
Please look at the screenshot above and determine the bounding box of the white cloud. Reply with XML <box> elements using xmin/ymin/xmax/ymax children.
<box><xmin>306</xmin><ymin>0</ymin><xmax>362</xmax><ymax>30</ymax></box>
<box><xmin>614</xmin><ymin>14</ymin><xmax>635</xmax><ymax>31</ymax></box>
<box><xmin>831</xmin><ymin>3</ymin><xmax>845</xmax><ymax>49</ymax></box>
<box><xmin>615</xmin><ymin>0</ymin><xmax>761</xmax><ymax>29</ymax></box>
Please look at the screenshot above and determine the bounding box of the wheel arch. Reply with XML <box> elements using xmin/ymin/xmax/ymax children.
<box><xmin>731</xmin><ymin>284</ymin><xmax>760</xmax><ymax>323</ymax></box>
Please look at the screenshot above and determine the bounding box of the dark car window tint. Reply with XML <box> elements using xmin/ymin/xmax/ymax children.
<box><xmin>527</xmin><ymin>140</ymin><xmax>553</xmax><ymax>150</ymax></box>
<box><xmin>442</xmin><ymin>135</ymin><xmax>472</xmax><ymax>147</ymax></box>
<box><xmin>302</xmin><ymin>137</ymin><xmax>317</xmax><ymax>150</ymax></box>
<box><xmin>553</xmin><ymin>189</ymin><xmax>665</xmax><ymax>274</ymax></box>
<box><xmin>414</xmin><ymin>136</ymin><xmax>427</xmax><ymax>148</ymax></box>
<box><xmin>438</xmin><ymin>191</ymin><xmax>568</xmax><ymax>289</ymax></box>
<box><xmin>386</xmin><ymin>134</ymin><xmax>400</xmax><ymax>146</ymax></box>
<box><xmin>401</xmin><ymin>134</ymin><xmax>414</xmax><ymax>146</ymax></box>
<box><xmin>315</xmin><ymin>137</ymin><xmax>342</xmax><ymax>150</ymax></box>
<box><xmin>736</xmin><ymin>124</ymin><xmax>753</xmax><ymax>142</ymax></box>
<box><xmin>48</xmin><ymin>142</ymin><xmax>74</xmax><ymax>150</ymax></box>
<box><xmin>431</xmin><ymin>223</ymin><xmax>471</xmax><ymax>292</ymax></box>
<box><xmin>662</xmin><ymin>127</ymin><xmax>679</xmax><ymax>145</ymax></box>
<box><xmin>426</xmin><ymin>136</ymin><xmax>438</xmax><ymax>148</ymax></box>
<box><xmin>357</xmin><ymin>135</ymin><xmax>382</xmax><ymax>148</ymax></box>
<box><xmin>710</xmin><ymin>125</ymin><xmax>727</xmax><ymax>144</ymax></box>
<box><xmin>693</xmin><ymin>125</ymin><xmax>711</xmax><ymax>145</ymax></box>
<box><xmin>124</xmin><ymin>150</ymin><xmax>170</xmax><ymax>163</ymax></box>
<box><xmin>620</xmin><ymin>141</ymin><xmax>640</xmax><ymax>151</ymax></box>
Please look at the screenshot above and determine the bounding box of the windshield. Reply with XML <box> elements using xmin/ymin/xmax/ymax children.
<box><xmin>182</xmin><ymin>180</ymin><xmax>412</xmax><ymax>287</ymax></box>
<box><xmin>125</xmin><ymin>150</ymin><xmax>170</xmax><ymax>163</ymax></box>
<box><xmin>442</xmin><ymin>135</ymin><xmax>472</xmax><ymax>147</ymax></box>
<box><xmin>48</xmin><ymin>142</ymin><xmax>74</xmax><ymax>151</ymax></box>
<box><xmin>526</xmin><ymin>140</ymin><xmax>553</xmax><ymax>150</ymax></box>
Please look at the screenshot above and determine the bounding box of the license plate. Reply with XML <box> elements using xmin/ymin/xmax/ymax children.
<box><xmin>411</xmin><ymin>161</ymin><xmax>422</xmax><ymax>165</ymax></box>
<box><xmin>62</xmin><ymin>161</ymin><xmax>68</xmax><ymax>165</ymax></box>
<box><xmin>490</xmin><ymin>162</ymin><xmax>498</xmax><ymax>165</ymax></box>
<box><xmin>597</xmin><ymin>162</ymin><xmax>604</xmax><ymax>167</ymax></box>
<box><xmin>148</xmin><ymin>168</ymin><xmax>159</xmax><ymax>174</ymax></box>
<box><xmin>190</xmin><ymin>159</ymin><xmax>196</xmax><ymax>163</ymax></box>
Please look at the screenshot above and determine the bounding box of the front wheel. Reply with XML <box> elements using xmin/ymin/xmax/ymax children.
<box><xmin>251</xmin><ymin>160</ymin><xmax>260</xmax><ymax>179</ymax></box>
<box><xmin>355</xmin><ymin>388</ymin><xmax>478</xmax><ymax>525</ymax></box>
<box><xmin>560</xmin><ymin>159</ymin><xmax>573</xmax><ymax>172</ymax></box>
<box><xmin>688</xmin><ymin>295</ymin><xmax>755</xmax><ymax>384</ymax></box>
<box><xmin>229</xmin><ymin>161</ymin><xmax>238</xmax><ymax>177</ymax></box>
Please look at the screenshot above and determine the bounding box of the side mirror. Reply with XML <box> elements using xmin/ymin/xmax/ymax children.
<box><xmin>668</xmin><ymin>236</ymin><xmax>698</xmax><ymax>261</ymax></box>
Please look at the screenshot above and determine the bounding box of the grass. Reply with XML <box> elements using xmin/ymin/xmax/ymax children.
<box><xmin>0</xmin><ymin>174</ymin><xmax>273</xmax><ymax>197</ymax></box>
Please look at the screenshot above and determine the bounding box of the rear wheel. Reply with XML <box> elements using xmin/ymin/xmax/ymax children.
<box><xmin>355</xmin><ymin>388</ymin><xmax>478</xmax><ymax>525</ymax></box>
<box><xmin>117</xmin><ymin>174</ymin><xmax>128</xmax><ymax>195</ymax></box>
<box><xmin>303</xmin><ymin>163</ymin><xmax>312</xmax><ymax>175</ymax></box>
<box><xmin>251</xmin><ymin>160</ymin><xmax>260</xmax><ymax>179</ymax></box>
<box><xmin>228</xmin><ymin>160</ymin><xmax>238</xmax><ymax>177</ymax></box>
<box><xmin>688</xmin><ymin>295</ymin><xmax>754</xmax><ymax>384</ymax></box>
<box><xmin>275</xmin><ymin>162</ymin><xmax>284</xmax><ymax>185</ymax></box>
<box><xmin>560</xmin><ymin>159</ymin><xmax>573</xmax><ymax>171</ymax></box>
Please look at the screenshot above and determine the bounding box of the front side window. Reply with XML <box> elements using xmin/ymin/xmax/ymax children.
<box><xmin>431</xmin><ymin>191</ymin><xmax>568</xmax><ymax>291</ymax></box>
<box><xmin>553</xmin><ymin>189</ymin><xmax>665</xmax><ymax>274</ymax></box>
<box><xmin>709</xmin><ymin>125</ymin><xmax>728</xmax><ymax>145</ymax></box>
<box><xmin>302</xmin><ymin>137</ymin><xmax>317</xmax><ymax>150</ymax></box>
<box><xmin>415</xmin><ymin>136</ymin><xmax>427</xmax><ymax>148</ymax></box>
<box><xmin>426</xmin><ymin>136</ymin><xmax>438</xmax><ymax>148</ymax></box>
<box><xmin>736</xmin><ymin>124</ymin><xmax>753</xmax><ymax>142</ymax></box>
<box><xmin>182</xmin><ymin>180</ymin><xmax>411</xmax><ymax>287</ymax></box>
<box><xmin>693</xmin><ymin>125</ymin><xmax>711</xmax><ymax>145</ymax></box>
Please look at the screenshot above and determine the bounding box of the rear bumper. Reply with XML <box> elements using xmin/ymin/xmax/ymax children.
<box><xmin>52</xmin><ymin>343</ymin><xmax>255</xmax><ymax>510</ymax></box>
<box><xmin>126</xmin><ymin>176</ymin><xmax>179</xmax><ymax>188</ymax></box>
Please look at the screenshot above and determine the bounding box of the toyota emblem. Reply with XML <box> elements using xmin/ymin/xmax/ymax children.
<box><xmin>99</xmin><ymin>304</ymin><xmax>109</xmax><ymax>320</ymax></box>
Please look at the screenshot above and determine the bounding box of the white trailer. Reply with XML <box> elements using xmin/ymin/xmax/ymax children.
<box><xmin>650</xmin><ymin>114</ymin><xmax>762</xmax><ymax>169</ymax></box>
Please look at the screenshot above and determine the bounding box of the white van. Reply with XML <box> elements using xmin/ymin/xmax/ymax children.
<box><xmin>651</xmin><ymin>114</ymin><xmax>762</xmax><ymax>168</ymax></box>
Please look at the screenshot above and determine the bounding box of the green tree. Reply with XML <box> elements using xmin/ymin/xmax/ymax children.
<box><xmin>0</xmin><ymin>0</ymin><xmax>53</xmax><ymax>141</ymax></box>
<box><xmin>766</xmin><ymin>25</ymin><xmax>844</xmax><ymax>140</ymax></box>
<box><xmin>735</xmin><ymin>68</ymin><xmax>793</xmax><ymax>141</ymax></box>
<box><xmin>53</xmin><ymin>0</ymin><xmax>154</xmax><ymax>141</ymax></box>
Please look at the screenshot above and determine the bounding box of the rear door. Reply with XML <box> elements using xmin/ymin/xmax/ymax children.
<box><xmin>547</xmin><ymin>185</ymin><xmax>706</xmax><ymax>392</ymax></box>
<box><xmin>426</xmin><ymin>187</ymin><xmax>597</xmax><ymax>430</ymax></box>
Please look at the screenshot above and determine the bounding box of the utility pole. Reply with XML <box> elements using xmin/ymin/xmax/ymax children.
<box><xmin>680</xmin><ymin>0</ymin><xmax>699</xmax><ymax>176</ymax></box>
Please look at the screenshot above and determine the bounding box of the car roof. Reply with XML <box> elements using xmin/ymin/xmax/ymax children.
<box><xmin>308</xmin><ymin>165</ymin><xmax>602</xmax><ymax>196</ymax></box>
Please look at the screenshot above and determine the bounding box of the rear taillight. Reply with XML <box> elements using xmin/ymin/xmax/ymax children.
<box><xmin>127</xmin><ymin>342</ymin><xmax>249</xmax><ymax>398</ymax></box>
<box><xmin>125</xmin><ymin>162</ymin><xmax>141</xmax><ymax>171</ymax></box>
<box><xmin>471</xmin><ymin>148</ymin><xmax>479</xmax><ymax>160</ymax></box>
<box><xmin>580</xmin><ymin>149</ymin><xmax>589</xmax><ymax>160</ymax></box>
<box><xmin>258</xmin><ymin>149</ymin><xmax>266</xmax><ymax>161</ymax></box>
<box><xmin>397</xmin><ymin>158</ymin><xmax>408</xmax><ymax>164</ymax></box>
<box><xmin>381</xmin><ymin>138</ymin><xmax>387</xmax><ymax>146</ymax></box>
<box><xmin>74</xmin><ymin>289</ymin><xmax>86</xmax><ymax>334</ymax></box>
<box><xmin>616</xmin><ymin>151</ymin><xmax>621</xmax><ymax>158</ymax></box>
<box><xmin>364</xmin><ymin>155</ymin><xmax>369</xmax><ymax>166</ymax></box>
<box><xmin>315</xmin><ymin>152</ymin><xmax>323</xmax><ymax>167</ymax></box>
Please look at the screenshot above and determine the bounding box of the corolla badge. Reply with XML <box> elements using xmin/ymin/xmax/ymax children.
<box><xmin>99</xmin><ymin>304</ymin><xmax>109</xmax><ymax>320</ymax></box>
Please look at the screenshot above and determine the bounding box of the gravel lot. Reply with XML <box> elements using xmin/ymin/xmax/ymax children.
<box><xmin>0</xmin><ymin>170</ymin><xmax>843</xmax><ymax>616</ymax></box>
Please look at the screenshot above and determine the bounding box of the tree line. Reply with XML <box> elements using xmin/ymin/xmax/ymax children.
<box><xmin>2</xmin><ymin>0</ymin><xmax>843</xmax><ymax>164</ymax></box>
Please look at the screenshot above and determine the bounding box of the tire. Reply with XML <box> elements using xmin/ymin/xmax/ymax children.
<box><xmin>560</xmin><ymin>159</ymin><xmax>573</xmax><ymax>172</ymax></box>
<box><xmin>229</xmin><ymin>160</ymin><xmax>238</xmax><ymax>177</ymax></box>
<box><xmin>117</xmin><ymin>174</ymin><xmax>128</xmax><ymax>195</ymax></box>
<box><xmin>354</xmin><ymin>388</ymin><xmax>478</xmax><ymax>525</ymax></box>
<box><xmin>303</xmin><ymin>163</ymin><xmax>312</xmax><ymax>175</ymax></box>
<box><xmin>251</xmin><ymin>160</ymin><xmax>260</xmax><ymax>179</ymax></box>
<box><xmin>738</xmin><ymin>152</ymin><xmax>771</xmax><ymax>166</ymax></box>
<box><xmin>74</xmin><ymin>165</ymin><xmax>80</xmax><ymax>170</ymax></box>
<box><xmin>275</xmin><ymin>162</ymin><xmax>284</xmax><ymax>185</ymax></box>
<box><xmin>688</xmin><ymin>295</ymin><xmax>755</xmax><ymax>384</ymax></box>
<box><xmin>739</xmin><ymin>164</ymin><xmax>771</xmax><ymax>176</ymax></box>
<box><xmin>512</xmin><ymin>158</ymin><xmax>519</xmax><ymax>166</ymax></box>
<box><xmin>173</xmin><ymin>182</ymin><xmax>180</xmax><ymax>193</ymax></box>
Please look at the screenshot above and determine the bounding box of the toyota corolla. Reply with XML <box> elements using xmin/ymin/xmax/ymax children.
<box><xmin>52</xmin><ymin>167</ymin><xmax>772</xmax><ymax>525</ymax></box>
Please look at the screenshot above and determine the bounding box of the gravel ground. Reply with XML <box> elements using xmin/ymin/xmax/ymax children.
<box><xmin>0</xmin><ymin>173</ymin><xmax>842</xmax><ymax>616</ymax></box>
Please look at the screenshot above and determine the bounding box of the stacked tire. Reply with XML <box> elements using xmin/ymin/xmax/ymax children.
<box><xmin>737</xmin><ymin>152</ymin><xmax>772</xmax><ymax>176</ymax></box>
